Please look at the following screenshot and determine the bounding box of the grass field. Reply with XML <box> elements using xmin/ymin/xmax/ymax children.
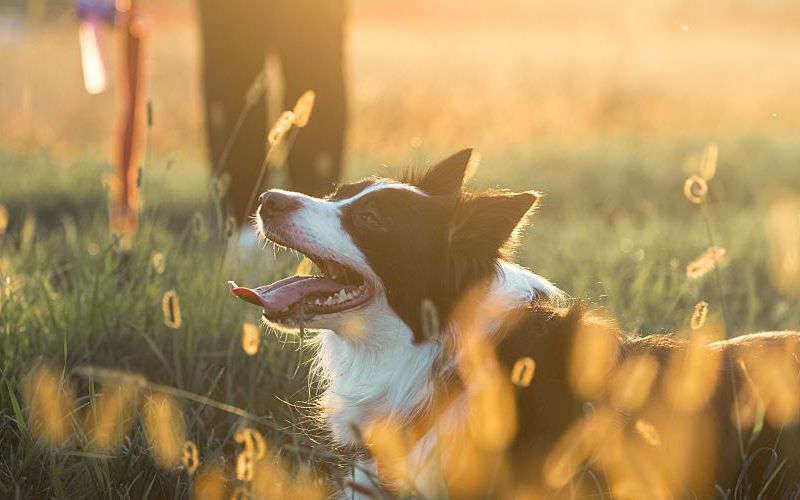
<box><xmin>2</xmin><ymin>0</ymin><xmax>800</xmax><ymax>497</ymax></box>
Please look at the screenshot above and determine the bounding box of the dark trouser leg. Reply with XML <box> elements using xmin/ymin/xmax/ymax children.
<box><xmin>197</xmin><ymin>0</ymin><xmax>268</xmax><ymax>224</ymax></box>
<box><xmin>277</xmin><ymin>0</ymin><xmax>347</xmax><ymax>198</ymax></box>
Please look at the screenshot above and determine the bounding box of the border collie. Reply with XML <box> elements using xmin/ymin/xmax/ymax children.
<box><xmin>229</xmin><ymin>149</ymin><xmax>800</xmax><ymax>497</ymax></box>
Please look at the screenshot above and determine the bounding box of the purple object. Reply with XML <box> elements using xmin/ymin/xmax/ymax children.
<box><xmin>75</xmin><ymin>0</ymin><xmax>117</xmax><ymax>25</ymax></box>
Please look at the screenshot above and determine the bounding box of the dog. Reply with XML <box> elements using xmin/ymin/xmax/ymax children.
<box><xmin>230</xmin><ymin>149</ymin><xmax>800</xmax><ymax>498</ymax></box>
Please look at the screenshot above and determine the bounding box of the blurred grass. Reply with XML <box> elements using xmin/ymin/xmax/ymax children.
<box><xmin>1</xmin><ymin>0</ymin><xmax>800</xmax><ymax>496</ymax></box>
<box><xmin>2</xmin><ymin>134</ymin><xmax>800</xmax><ymax>496</ymax></box>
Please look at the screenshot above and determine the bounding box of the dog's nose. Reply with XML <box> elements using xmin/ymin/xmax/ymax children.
<box><xmin>259</xmin><ymin>191</ymin><xmax>300</xmax><ymax>220</ymax></box>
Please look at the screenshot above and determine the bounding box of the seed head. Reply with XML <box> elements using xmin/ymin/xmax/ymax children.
<box><xmin>182</xmin><ymin>440</ymin><xmax>200</xmax><ymax>476</ymax></box>
<box><xmin>510</xmin><ymin>356</ymin><xmax>536</xmax><ymax>388</ymax></box>
<box><xmin>236</xmin><ymin>450</ymin><xmax>255</xmax><ymax>482</ymax></box>
<box><xmin>699</xmin><ymin>142</ymin><xmax>718</xmax><ymax>180</ymax></box>
<box><xmin>142</xmin><ymin>392</ymin><xmax>186</xmax><ymax>469</ymax></box>
<box><xmin>268</xmin><ymin>111</ymin><xmax>296</xmax><ymax>145</ymax></box>
<box><xmin>686</xmin><ymin>247</ymin><xmax>726</xmax><ymax>279</ymax></box>
<box><xmin>22</xmin><ymin>363</ymin><xmax>76</xmax><ymax>447</ymax></box>
<box><xmin>0</xmin><ymin>203</ymin><xmax>8</xmax><ymax>233</ymax></box>
<box><xmin>683</xmin><ymin>175</ymin><xmax>708</xmax><ymax>204</ymax></box>
<box><xmin>162</xmin><ymin>290</ymin><xmax>182</xmax><ymax>329</ymax></box>
<box><xmin>292</xmin><ymin>90</ymin><xmax>316</xmax><ymax>128</ymax></box>
<box><xmin>634</xmin><ymin>419</ymin><xmax>661</xmax><ymax>446</ymax></box>
<box><xmin>690</xmin><ymin>301</ymin><xmax>709</xmax><ymax>329</ymax></box>
<box><xmin>234</xmin><ymin>427</ymin><xmax>267</xmax><ymax>459</ymax></box>
<box><xmin>242</xmin><ymin>322</ymin><xmax>260</xmax><ymax>355</ymax></box>
<box><xmin>151</xmin><ymin>252</ymin><xmax>166</xmax><ymax>274</ymax></box>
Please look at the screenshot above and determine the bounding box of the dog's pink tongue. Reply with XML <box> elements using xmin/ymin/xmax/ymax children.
<box><xmin>228</xmin><ymin>278</ymin><xmax>344</xmax><ymax>313</ymax></box>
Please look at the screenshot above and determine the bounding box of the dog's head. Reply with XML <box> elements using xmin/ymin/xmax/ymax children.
<box><xmin>229</xmin><ymin>149</ymin><xmax>539</xmax><ymax>343</ymax></box>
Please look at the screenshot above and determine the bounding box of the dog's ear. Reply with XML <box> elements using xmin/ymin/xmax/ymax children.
<box><xmin>449</xmin><ymin>190</ymin><xmax>539</xmax><ymax>261</ymax></box>
<box><xmin>417</xmin><ymin>148</ymin><xmax>476</xmax><ymax>196</ymax></box>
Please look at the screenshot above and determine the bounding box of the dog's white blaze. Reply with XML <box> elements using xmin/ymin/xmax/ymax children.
<box><xmin>334</xmin><ymin>181</ymin><xmax>428</xmax><ymax>206</ymax></box>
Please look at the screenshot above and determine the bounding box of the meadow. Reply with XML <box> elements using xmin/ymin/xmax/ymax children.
<box><xmin>1</xmin><ymin>0</ymin><xmax>800</xmax><ymax>497</ymax></box>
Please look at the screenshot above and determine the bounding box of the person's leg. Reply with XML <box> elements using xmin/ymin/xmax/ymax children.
<box><xmin>276</xmin><ymin>0</ymin><xmax>347</xmax><ymax>197</ymax></box>
<box><xmin>197</xmin><ymin>0</ymin><xmax>269</xmax><ymax>223</ymax></box>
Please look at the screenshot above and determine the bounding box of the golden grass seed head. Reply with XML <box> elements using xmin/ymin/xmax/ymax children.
<box><xmin>569</xmin><ymin>320</ymin><xmax>620</xmax><ymax>399</ymax></box>
<box><xmin>683</xmin><ymin>175</ymin><xmax>708</xmax><ymax>204</ymax></box>
<box><xmin>151</xmin><ymin>252</ymin><xmax>166</xmax><ymax>274</ymax></box>
<box><xmin>686</xmin><ymin>246</ymin><xmax>727</xmax><ymax>279</ymax></box>
<box><xmin>690</xmin><ymin>301</ymin><xmax>709</xmax><ymax>329</ymax></box>
<box><xmin>21</xmin><ymin>362</ymin><xmax>77</xmax><ymax>447</ymax></box>
<box><xmin>664</xmin><ymin>320</ymin><xmax>724</xmax><ymax>413</ymax></box>
<box><xmin>699</xmin><ymin>142</ymin><xmax>719</xmax><ymax>181</ymax></box>
<box><xmin>87</xmin><ymin>382</ymin><xmax>138</xmax><ymax>452</ymax></box>
<box><xmin>634</xmin><ymin>419</ymin><xmax>661</xmax><ymax>446</ymax></box>
<box><xmin>162</xmin><ymin>290</ymin><xmax>182</xmax><ymax>329</ymax></box>
<box><xmin>0</xmin><ymin>203</ymin><xmax>8</xmax><ymax>233</ymax></box>
<box><xmin>267</xmin><ymin>111</ymin><xmax>296</xmax><ymax>145</ymax></box>
<box><xmin>294</xmin><ymin>256</ymin><xmax>314</xmax><ymax>275</ymax></box>
<box><xmin>364</xmin><ymin>416</ymin><xmax>411</xmax><ymax>486</ymax></box>
<box><xmin>193</xmin><ymin>463</ymin><xmax>227</xmax><ymax>500</ymax></box>
<box><xmin>182</xmin><ymin>440</ymin><xmax>200</xmax><ymax>476</ymax></box>
<box><xmin>510</xmin><ymin>356</ymin><xmax>536</xmax><ymax>388</ymax></box>
<box><xmin>241</xmin><ymin>322</ymin><xmax>260</xmax><ymax>356</ymax></box>
<box><xmin>610</xmin><ymin>354</ymin><xmax>659</xmax><ymax>411</ymax></box>
<box><xmin>292</xmin><ymin>90</ymin><xmax>316</xmax><ymax>128</ymax></box>
<box><xmin>142</xmin><ymin>392</ymin><xmax>186</xmax><ymax>469</ymax></box>
<box><xmin>234</xmin><ymin>427</ymin><xmax>267</xmax><ymax>460</ymax></box>
<box><xmin>236</xmin><ymin>450</ymin><xmax>255</xmax><ymax>482</ymax></box>
<box><xmin>543</xmin><ymin>409</ymin><xmax>614</xmax><ymax>488</ymax></box>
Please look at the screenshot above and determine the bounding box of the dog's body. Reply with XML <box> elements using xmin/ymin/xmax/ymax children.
<box><xmin>230</xmin><ymin>149</ymin><xmax>800</xmax><ymax>497</ymax></box>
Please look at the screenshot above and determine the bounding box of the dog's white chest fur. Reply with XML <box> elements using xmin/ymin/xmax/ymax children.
<box><xmin>313</xmin><ymin>262</ymin><xmax>560</xmax><ymax>472</ymax></box>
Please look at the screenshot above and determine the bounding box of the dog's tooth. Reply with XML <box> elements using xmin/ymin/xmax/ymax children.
<box><xmin>337</xmin><ymin>289</ymin><xmax>347</xmax><ymax>301</ymax></box>
<box><xmin>314</xmin><ymin>298</ymin><xmax>322</xmax><ymax>306</ymax></box>
<box><xmin>324</xmin><ymin>296</ymin><xmax>334</xmax><ymax>306</ymax></box>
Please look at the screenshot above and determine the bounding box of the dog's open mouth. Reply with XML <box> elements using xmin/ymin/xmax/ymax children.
<box><xmin>228</xmin><ymin>257</ymin><xmax>372</xmax><ymax>324</ymax></box>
